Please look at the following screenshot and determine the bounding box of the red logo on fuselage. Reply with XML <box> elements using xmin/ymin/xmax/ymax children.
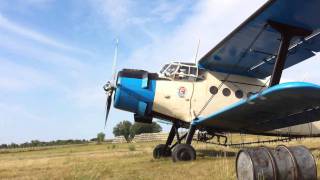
<box><xmin>178</xmin><ymin>87</ymin><xmax>186</xmax><ymax>98</ymax></box>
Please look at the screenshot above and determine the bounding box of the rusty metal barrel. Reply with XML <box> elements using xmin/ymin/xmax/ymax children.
<box><xmin>236</xmin><ymin>146</ymin><xmax>276</xmax><ymax>180</ymax></box>
<box><xmin>274</xmin><ymin>145</ymin><xmax>317</xmax><ymax>180</ymax></box>
<box><xmin>236</xmin><ymin>145</ymin><xmax>317</xmax><ymax>180</ymax></box>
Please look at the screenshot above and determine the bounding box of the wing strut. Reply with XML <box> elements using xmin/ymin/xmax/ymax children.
<box><xmin>268</xmin><ymin>21</ymin><xmax>312</xmax><ymax>87</ymax></box>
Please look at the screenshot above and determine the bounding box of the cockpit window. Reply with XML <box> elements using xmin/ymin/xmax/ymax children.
<box><xmin>177</xmin><ymin>66</ymin><xmax>189</xmax><ymax>76</ymax></box>
<box><xmin>166</xmin><ymin>65</ymin><xmax>178</xmax><ymax>74</ymax></box>
<box><xmin>160</xmin><ymin>64</ymin><xmax>169</xmax><ymax>73</ymax></box>
<box><xmin>190</xmin><ymin>67</ymin><xmax>197</xmax><ymax>76</ymax></box>
<box><xmin>159</xmin><ymin>62</ymin><xmax>200</xmax><ymax>81</ymax></box>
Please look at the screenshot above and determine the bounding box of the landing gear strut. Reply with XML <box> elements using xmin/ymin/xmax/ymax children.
<box><xmin>153</xmin><ymin>123</ymin><xmax>197</xmax><ymax>162</ymax></box>
<box><xmin>153</xmin><ymin>123</ymin><xmax>176</xmax><ymax>159</ymax></box>
<box><xmin>172</xmin><ymin>124</ymin><xmax>197</xmax><ymax>162</ymax></box>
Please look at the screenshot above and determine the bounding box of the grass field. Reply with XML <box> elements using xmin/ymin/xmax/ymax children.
<box><xmin>0</xmin><ymin>137</ymin><xmax>320</xmax><ymax>180</ymax></box>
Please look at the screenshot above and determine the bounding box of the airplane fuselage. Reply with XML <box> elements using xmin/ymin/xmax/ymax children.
<box><xmin>113</xmin><ymin>67</ymin><xmax>320</xmax><ymax>137</ymax></box>
<box><xmin>153</xmin><ymin>70</ymin><xmax>320</xmax><ymax>136</ymax></box>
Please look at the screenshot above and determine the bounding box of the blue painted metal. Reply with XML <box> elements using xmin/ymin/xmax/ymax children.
<box><xmin>114</xmin><ymin>77</ymin><xmax>156</xmax><ymax>115</ymax></box>
<box><xmin>198</xmin><ymin>0</ymin><xmax>320</xmax><ymax>79</ymax></box>
<box><xmin>138</xmin><ymin>101</ymin><xmax>147</xmax><ymax>116</ymax></box>
<box><xmin>193</xmin><ymin>82</ymin><xmax>320</xmax><ymax>132</ymax></box>
<box><xmin>141</xmin><ymin>73</ymin><xmax>148</xmax><ymax>89</ymax></box>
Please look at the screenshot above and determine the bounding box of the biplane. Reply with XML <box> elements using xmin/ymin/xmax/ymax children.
<box><xmin>104</xmin><ymin>0</ymin><xmax>320</xmax><ymax>178</ymax></box>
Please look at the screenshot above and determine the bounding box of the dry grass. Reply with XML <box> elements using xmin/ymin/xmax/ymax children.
<box><xmin>0</xmin><ymin>136</ymin><xmax>319</xmax><ymax>180</ymax></box>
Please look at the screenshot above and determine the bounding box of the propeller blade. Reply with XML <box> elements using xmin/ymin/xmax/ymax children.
<box><xmin>104</xmin><ymin>90</ymin><xmax>113</xmax><ymax>128</ymax></box>
<box><xmin>111</xmin><ymin>38</ymin><xmax>119</xmax><ymax>85</ymax></box>
<box><xmin>103</xmin><ymin>38</ymin><xmax>119</xmax><ymax>129</ymax></box>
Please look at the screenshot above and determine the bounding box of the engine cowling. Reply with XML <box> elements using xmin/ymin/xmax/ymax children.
<box><xmin>113</xmin><ymin>69</ymin><xmax>157</xmax><ymax>122</ymax></box>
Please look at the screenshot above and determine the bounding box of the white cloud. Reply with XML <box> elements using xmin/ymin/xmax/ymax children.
<box><xmin>121</xmin><ymin>0</ymin><xmax>320</xmax><ymax>86</ymax></box>
<box><xmin>151</xmin><ymin>0</ymin><xmax>188</xmax><ymax>23</ymax></box>
<box><xmin>0</xmin><ymin>33</ymin><xmax>86</xmax><ymax>70</ymax></box>
<box><xmin>0</xmin><ymin>58</ymin><xmax>57</xmax><ymax>91</ymax></box>
<box><xmin>93</xmin><ymin>0</ymin><xmax>133</xmax><ymax>30</ymax></box>
<box><xmin>0</xmin><ymin>13</ymin><xmax>92</xmax><ymax>55</ymax></box>
<box><xmin>125</xmin><ymin>0</ymin><xmax>267</xmax><ymax>71</ymax></box>
<box><xmin>90</xmin><ymin>0</ymin><xmax>190</xmax><ymax>32</ymax></box>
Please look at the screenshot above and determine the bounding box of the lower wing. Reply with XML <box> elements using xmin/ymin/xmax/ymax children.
<box><xmin>194</xmin><ymin>82</ymin><xmax>320</xmax><ymax>134</ymax></box>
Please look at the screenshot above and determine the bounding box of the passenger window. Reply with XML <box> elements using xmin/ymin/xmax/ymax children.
<box><xmin>210</xmin><ymin>86</ymin><xmax>218</xmax><ymax>95</ymax></box>
<box><xmin>235</xmin><ymin>90</ymin><xmax>244</xmax><ymax>99</ymax></box>
<box><xmin>223</xmin><ymin>88</ymin><xmax>231</xmax><ymax>97</ymax></box>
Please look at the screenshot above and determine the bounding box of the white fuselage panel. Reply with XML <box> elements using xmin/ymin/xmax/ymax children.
<box><xmin>152</xmin><ymin>71</ymin><xmax>320</xmax><ymax>136</ymax></box>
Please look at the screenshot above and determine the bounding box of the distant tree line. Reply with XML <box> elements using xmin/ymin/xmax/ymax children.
<box><xmin>113</xmin><ymin>121</ymin><xmax>162</xmax><ymax>142</ymax></box>
<box><xmin>0</xmin><ymin>120</ymin><xmax>163</xmax><ymax>148</ymax></box>
<box><xmin>0</xmin><ymin>139</ymin><xmax>89</xmax><ymax>149</ymax></box>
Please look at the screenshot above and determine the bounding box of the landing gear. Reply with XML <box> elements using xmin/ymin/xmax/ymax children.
<box><xmin>153</xmin><ymin>123</ymin><xmax>197</xmax><ymax>162</ymax></box>
<box><xmin>171</xmin><ymin>124</ymin><xmax>197</xmax><ymax>162</ymax></box>
<box><xmin>172</xmin><ymin>144</ymin><xmax>196</xmax><ymax>162</ymax></box>
<box><xmin>153</xmin><ymin>144</ymin><xmax>171</xmax><ymax>159</ymax></box>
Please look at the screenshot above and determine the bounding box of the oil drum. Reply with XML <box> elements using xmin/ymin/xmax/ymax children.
<box><xmin>274</xmin><ymin>145</ymin><xmax>317</xmax><ymax>180</ymax></box>
<box><xmin>236</xmin><ymin>145</ymin><xmax>317</xmax><ymax>180</ymax></box>
<box><xmin>236</xmin><ymin>146</ymin><xmax>276</xmax><ymax>180</ymax></box>
<box><xmin>271</xmin><ymin>145</ymin><xmax>298</xmax><ymax>179</ymax></box>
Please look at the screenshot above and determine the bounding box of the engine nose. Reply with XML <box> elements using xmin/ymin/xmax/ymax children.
<box><xmin>114</xmin><ymin>69</ymin><xmax>156</xmax><ymax>116</ymax></box>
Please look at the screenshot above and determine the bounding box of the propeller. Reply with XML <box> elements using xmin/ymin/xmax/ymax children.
<box><xmin>104</xmin><ymin>39</ymin><xmax>119</xmax><ymax>128</ymax></box>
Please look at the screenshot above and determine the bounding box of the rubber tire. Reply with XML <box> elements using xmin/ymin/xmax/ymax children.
<box><xmin>153</xmin><ymin>144</ymin><xmax>172</xmax><ymax>159</ymax></box>
<box><xmin>172</xmin><ymin>144</ymin><xmax>196</xmax><ymax>162</ymax></box>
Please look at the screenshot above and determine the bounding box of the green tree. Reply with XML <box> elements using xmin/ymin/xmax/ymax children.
<box><xmin>30</xmin><ymin>140</ymin><xmax>40</xmax><ymax>147</ymax></box>
<box><xmin>97</xmin><ymin>132</ymin><xmax>105</xmax><ymax>144</ymax></box>
<box><xmin>113</xmin><ymin>121</ymin><xmax>133</xmax><ymax>142</ymax></box>
<box><xmin>130</xmin><ymin>122</ymin><xmax>162</xmax><ymax>137</ymax></box>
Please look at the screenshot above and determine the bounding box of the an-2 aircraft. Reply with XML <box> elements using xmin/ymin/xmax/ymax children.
<box><xmin>104</xmin><ymin>0</ymin><xmax>320</xmax><ymax>178</ymax></box>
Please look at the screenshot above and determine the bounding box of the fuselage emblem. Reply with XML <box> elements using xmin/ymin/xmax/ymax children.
<box><xmin>178</xmin><ymin>87</ymin><xmax>186</xmax><ymax>98</ymax></box>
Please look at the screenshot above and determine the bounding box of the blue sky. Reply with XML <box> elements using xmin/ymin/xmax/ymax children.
<box><xmin>0</xmin><ymin>0</ymin><xmax>319</xmax><ymax>144</ymax></box>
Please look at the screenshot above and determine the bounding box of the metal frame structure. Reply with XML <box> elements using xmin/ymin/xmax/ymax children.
<box><xmin>268</xmin><ymin>21</ymin><xmax>312</xmax><ymax>87</ymax></box>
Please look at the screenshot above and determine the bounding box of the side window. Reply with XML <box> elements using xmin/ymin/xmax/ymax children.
<box><xmin>190</xmin><ymin>67</ymin><xmax>197</xmax><ymax>76</ymax></box>
<box><xmin>209</xmin><ymin>86</ymin><xmax>219</xmax><ymax>95</ymax></box>
<box><xmin>235</xmin><ymin>90</ymin><xmax>244</xmax><ymax>99</ymax></box>
<box><xmin>177</xmin><ymin>66</ymin><xmax>189</xmax><ymax>75</ymax></box>
<box><xmin>222</xmin><ymin>88</ymin><xmax>231</xmax><ymax>97</ymax></box>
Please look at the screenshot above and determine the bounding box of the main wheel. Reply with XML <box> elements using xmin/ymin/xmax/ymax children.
<box><xmin>153</xmin><ymin>144</ymin><xmax>172</xmax><ymax>159</ymax></box>
<box><xmin>172</xmin><ymin>144</ymin><xmax>196</xmax><ymax>162</ymax></box>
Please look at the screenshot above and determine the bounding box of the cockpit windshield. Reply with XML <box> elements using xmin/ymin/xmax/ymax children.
<box><xmin>160</xmin><ymin>64</ymin><xmax>169</xmax><ymax>73</ymax></box>
<box><xmin>159</xmin><ymin>62</ymin><xmax>200</xmax><ymax>81</ymax></box>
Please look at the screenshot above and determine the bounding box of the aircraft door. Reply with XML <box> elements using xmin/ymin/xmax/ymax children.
<box><xmin>153</xmin><ymin>81</ymin><xmax>194</xmax><ymax>122</ymax></box>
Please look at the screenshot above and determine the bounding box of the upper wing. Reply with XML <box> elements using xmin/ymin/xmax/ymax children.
<box><xmin>193</xmin><ymin>82</ymin><xmax>320</xmax><ymax>133</ymax></box>
<box><xmin>198</xmin><ymin>0</ymin><xmax>320</xmax><ymax>79</ymax></box>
